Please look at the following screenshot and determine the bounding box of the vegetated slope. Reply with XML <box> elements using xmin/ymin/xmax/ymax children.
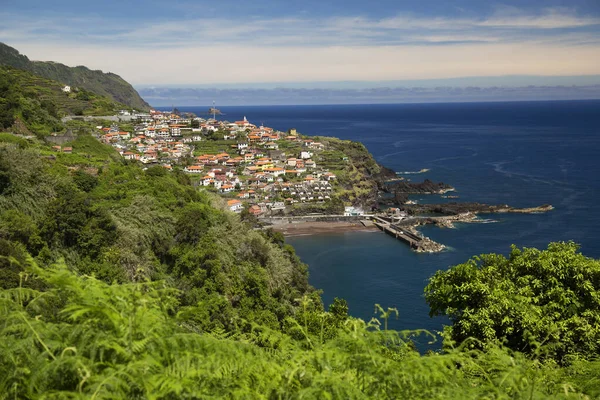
<box><xmin>0</xmin><ymin>135</ymin><xmax>312</xmax><ymax>331</ymax></box>
<box><xmin>1</xmin><ymin>133</ymin><xmax>600</xmax><ymax>397</ymax></box>
<box><xmin>315</xmin><ymin>136</ymin><xmax>393</xmax><ymax>207</ymax></box>
<box><xmin>0</xmin><ymin>42</ymin><xmax>150</xmax><ymax>111</ymax></box>
<box><xmin>0</xmin><ymin>66</ymin><xmax>128</xmax><ymax>135</ymax></box>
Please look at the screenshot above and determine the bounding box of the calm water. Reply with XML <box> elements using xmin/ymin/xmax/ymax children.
<box><xmin>170</xmin><ymin>101</ymin><xmax>600</xmax><ymax>344</ymax></box>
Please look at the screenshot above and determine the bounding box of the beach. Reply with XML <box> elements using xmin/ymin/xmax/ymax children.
<box><xmin>270</xmin><ymin>221</ymin><xmax>378</xmax><ymax>236</ymax></box>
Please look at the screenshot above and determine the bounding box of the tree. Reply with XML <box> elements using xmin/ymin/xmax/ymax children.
<box><xmin>425</xmin><ymin>242</ymin><xmax>600</xmax><ymax>362</ymax></box>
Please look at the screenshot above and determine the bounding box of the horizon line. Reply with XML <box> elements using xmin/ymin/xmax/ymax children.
<box><xmin>149</xmin><ymin>98</ymin><xmax>600</xmax><ymax>109</ymax></box>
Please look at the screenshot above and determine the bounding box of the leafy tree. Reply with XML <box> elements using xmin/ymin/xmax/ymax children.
<box><xmin>72</xmin><ymin>170</ymin><xmax>98</xmax><ymax>192</ymax></box>
<box><xmin>425</xmin><ymin>242</ymin><xmax>600</xmax><ymax>362</ymax></box>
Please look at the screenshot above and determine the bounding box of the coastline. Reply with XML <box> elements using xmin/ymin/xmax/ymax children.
<box><xmin>271</xmin><ymin>221</ymin><xmax>378</xmax><ymax>237</ymax></box>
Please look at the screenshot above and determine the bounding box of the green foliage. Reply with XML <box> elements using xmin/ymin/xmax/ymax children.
<box><xmin>72</xmin><ymin>170</ymin><xmax>99</xmax><ymax>192</ymax></box>
<box><xmin>0</xmin><ymin>42</ymin><xmax>150</xmax><ymax>111</ymax></box>
<box><xmin>0</xmin><ymin>259</ymin><xmax>595</xmax><ymax>398</ymax></box>
<box><xmin>1</xmin><ymin>88</ymin><xmax>599</xmax><ymax>397</ymax></box>
<box><xmin>425</xmin><ymin>242</ymin><xmax>600</xmax><ymax>363</ymax></box>
<box><xmin>0</xmin><ymin>66</ymin><xmax>130</xmax><ymax>135</ymax></box>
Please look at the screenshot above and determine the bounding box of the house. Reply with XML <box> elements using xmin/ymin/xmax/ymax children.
<box><xmin>220</xmin><ymin>184</ymin><xmax>234</xmax><ymax>193</ymax></box>
<box><xmin>248</xmin><ymin>205</ymin><xmax>262</xmax><ymax>216</ymax></box>
<box><xmin>300</xmin><ymin>151</ymin><xmax>312</xmax><ymax>159</ymax></box>
<box><xmin>264</xmin><ymin>167</ymin><xmax>285</xmax><ymax>177</ymax></box>
<box><xmin>122</xmin><ymin>151</ymin><xmax>140</xmax><ymax>160</ymax></box>
<box><xmin>184</xmin><ymin>165</ymin><xmax>204</xmax><ymax>173</ymax></box>
<box><xmin>201</xmin><ymin>175</ymin><xmax>213</xmax><ymax>186</ymax></box>
<box><xmin>323</xmin><ymin>172</ymin><xmax>337</xmax><ymax>181</ymax></box>
<box><xmin>62</xmin><ymin>85</ymin><xmax>71</xmax><ymax>93</ymax></box>
<box><xmin>227</xmin><ymin>199</ymin><xmax>243</xmax><ymax>213</ymax></box>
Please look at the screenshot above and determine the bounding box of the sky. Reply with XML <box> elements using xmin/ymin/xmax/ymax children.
<box><xmin>1</xmin><ymin>0</ymin><xmax>600</xmax><ymax>104</ymax></box>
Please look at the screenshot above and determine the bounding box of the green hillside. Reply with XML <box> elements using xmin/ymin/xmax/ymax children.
<box><xmin>1</xmin><ymin>57</ymin><xmax>600</xmax><ymax>397</ymax></box>
<box><xmin>0</xmin><ymin>66</ymin><xmax>129</xmax><ymax>135</ymax></box>
<box><xmin>0</xmin><ymin>42</ymin><xmax>151</xmax><ymax>111</ymax></box>
<box><xmin>1</xmin><ymin>129</ymin><xmax>600</xmax><ymax>397</ymax></box>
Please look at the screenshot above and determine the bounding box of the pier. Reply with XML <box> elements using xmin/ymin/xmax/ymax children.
<box><xmin>371</xmin><ymin>216</ymin><xmax>444</xmax><ymax>252</ymax></box>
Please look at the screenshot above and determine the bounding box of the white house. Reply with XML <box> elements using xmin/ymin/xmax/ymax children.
<box><xmin>62</xmin><ymin>85</ymin><xmax>71</xmax><ymax>93</ymax></box>
<box><xmin>227</xmin><ymin>199</ymin><xmax>243</xmax><ymax>213</ymax></box>
<box><xmin>300</xmin><ymin>151</ymin><xmax>312</xmax><ymax>159</ymax></box>
<box><xmin>344</xmin><ymin>206</ymin><xmax>365</xmax><ymax>216</ymax></box>
<box><xmin>184</xmin><ymin>165</ymin><xmax>203</xmax><ymax>174</ymax></box>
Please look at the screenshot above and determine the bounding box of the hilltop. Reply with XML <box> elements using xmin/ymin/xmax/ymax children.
<box><xmin>0</xmin><ymin>42</ymin><xmax>150</xmax><ymax>111</ymax></box>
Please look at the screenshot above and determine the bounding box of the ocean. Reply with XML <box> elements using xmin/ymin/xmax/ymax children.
<box><xmin>166</xmin><ymin>101</ymin><xmax>600</xmax><ymax>346</ymax></box>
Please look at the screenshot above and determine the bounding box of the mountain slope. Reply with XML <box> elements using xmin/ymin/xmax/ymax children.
<box><xmin>0</xmin><ymin>42</ymin><xmax>151</xmax><ymax>111</ymax></box>
<box><xmin>0</xmin><ymin>65</ymin><xmax>129</xmax><ymax>134</ymax></box>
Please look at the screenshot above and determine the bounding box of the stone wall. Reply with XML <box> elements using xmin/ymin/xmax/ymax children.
<box><xmin>260</xmin><ymin>215</ymin><xmax>368</xmax><ymax>225</ymax></box>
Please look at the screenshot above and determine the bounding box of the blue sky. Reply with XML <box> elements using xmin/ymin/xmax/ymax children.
<box><xmin>1</xmin><ymin>0</ymin><xmax>599</xmax><ymax>91</ymax></box>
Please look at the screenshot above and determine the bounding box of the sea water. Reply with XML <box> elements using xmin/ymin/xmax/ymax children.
<box><xmin>171</xmin><ymin>101</ymin><xmax>600</xmax><ymax>343</ymax></box>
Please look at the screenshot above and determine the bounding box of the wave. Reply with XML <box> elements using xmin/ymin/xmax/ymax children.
<box><xmin>396</xmin><ymin>168</ymin><xmax>430</xmax><ymax>175</ymax></box>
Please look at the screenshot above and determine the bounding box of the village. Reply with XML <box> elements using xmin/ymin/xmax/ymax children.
<box><xmin>94</xmin><ymin>110</ymin><xmax>344</xmax><ymax>217</ymax></box>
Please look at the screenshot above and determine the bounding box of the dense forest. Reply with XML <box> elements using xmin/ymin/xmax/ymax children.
<box><xmin>1</xmin><ymin>132</ymin><xmax>600</xmax><ymax>398</ymax></box>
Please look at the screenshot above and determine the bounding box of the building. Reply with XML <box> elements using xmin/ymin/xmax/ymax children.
<box><xmin>344</xmin><ymin>206</ymin><xmax>365</xmax><ymax>216</ymax></box>
<box><xmin>227</xmin><ymin>199</ymin><xmax>243</xmax><ymax>213</ymax></box>
<box><xmin>248</xmin><ymin>205</ymin><xmax>262</xmax><ymax>216</ymax></box>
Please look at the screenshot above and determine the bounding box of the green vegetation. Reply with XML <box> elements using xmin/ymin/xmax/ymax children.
<box><xmin>193</xmin><ymin>138</ymin><xmax>238</xmax><ymax>155</ymax></box>
<box><xmin>0</xmin><ymin>66</ymin><xmax>129</xmax><ymax>135</ymax></box>
<box><xmin>0</xmin><ymin>139</ymin><xmax>311</xmax><ymax>328</ymax></box>
<box><xmin>425</xmin><ymin>242</ymin><xmax>600</xmax><ymax>363</ymax></box>
<box><xmin>0</xmin><ymin>42</ymin><xmax>150</xmax><ymax>111</ymax></box>
<box><xmin>315</xmin><ymin>136</ymin><xmax>381</xmax><ymax>206</ymax></box>
<box><xmin>1</xmin><ymin>67</ymin><xmax>599</xmax><ymax>397</ymax></box>
<box><xmin>1</xmin><ymin>132</ymin><xmax>600</xmax><ymax>398</ymax></box>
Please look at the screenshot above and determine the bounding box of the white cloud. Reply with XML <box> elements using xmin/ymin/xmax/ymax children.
<box><xmin>1</xmin><ymin>7</ymin><xmax>599</xmax><ymax>84</ymax></box>
<box><xmin>9</xmin><ymin>42</ymin><xmax>600</xmax><ymax>86</ymax></box>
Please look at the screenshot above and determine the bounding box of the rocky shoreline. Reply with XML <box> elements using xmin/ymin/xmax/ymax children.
<box><xmin>268</xmin><ymin>163</ymin><xmax>553</xmax><ymax>253</ymax></box>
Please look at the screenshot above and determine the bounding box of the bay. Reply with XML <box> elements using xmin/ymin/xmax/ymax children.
<box><xmin>169</xmin><ymin>100</ymin><xmax>600</xmax><ymax>340</ymax></box>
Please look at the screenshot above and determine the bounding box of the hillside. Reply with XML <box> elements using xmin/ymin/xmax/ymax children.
<box><xmin>0</xmin><ymin>65</ymin><xmax>129</xmax><ymax>135</ymax></box>
<box><xmin>0</xmin><ymin>73</ymin><xmax>600</xmax><ymax>397</ymax></box>
<box><xmin>0</xmin><ymin>42</ymin><xmax>150</xmax><ymax>111</ymax></box>
<box><xmin>1</xmin><ymin>132</ymin><xmax>600</xmax><ymax>397</ymax></box>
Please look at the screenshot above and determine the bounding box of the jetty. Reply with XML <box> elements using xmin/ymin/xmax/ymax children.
<box><xmin>371</xmin><ymin>216</ymin><xmax>445</xmax><ymax>253</ymax></box>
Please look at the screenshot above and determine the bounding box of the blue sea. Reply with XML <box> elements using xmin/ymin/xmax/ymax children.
<box><xmin>166</xmin><ymin>101</ymin><xmax>600</xmax><ymax>346</ymax></box>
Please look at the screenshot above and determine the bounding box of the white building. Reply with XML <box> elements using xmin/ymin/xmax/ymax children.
<box><xmin>344</xmin><ymin>206</ymin><xmax>365</xmax><ymax>216</ymax></box>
